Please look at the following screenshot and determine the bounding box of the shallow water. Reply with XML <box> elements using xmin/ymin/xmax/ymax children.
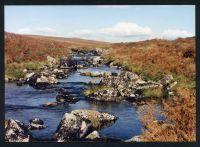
<box><xmin>5</xmin><ymin>53</ymin><xmax>160</xmax><ymax>141</ymax></box>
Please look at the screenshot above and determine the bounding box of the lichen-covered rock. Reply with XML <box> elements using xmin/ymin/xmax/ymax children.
<box><xmin>80</xmin><ymin>71</ymin><xmax>111</xmax><ymax>77</ymax></box>
<box><xmin>54</xmin><ymin>109</ymin><xmax>117</xmax><ymax>142</ymax></box>
<box><xmin>56</xmin><ymin>95</ymin><xmax>80</xmax><ymax>104</ymax></box>
<box><xmin>56</xmin><ymin>88</ymin><xmax>80</xmax><ymax>104</ymax></box>
<box><xmin>47</xmin><ymin>56</ymin><xmax>57</xmax><ymax>68</ymax></box>
<box><xmin>86</xmin><ymin>71</ymin><xmax>163</xmax><ymax>102</ymax></box>
<box><xmin>28</xmin><ymin>118</ymin><xmax>46</xmax><ymax>130</ymax></box>
<box><xmin>87</xmin><ymin>87</ymin><xmax>124</xmax><ymax>102</ymax></box>
<box><xmin>5</xmin><ymin>119</ymin><xmax>31</xmax><ymax>142</ymax></box>
<box><xmin>71</xmin><ymin>109</ymin><xmax>117</xmax><ymax>128</ymax></box>
<box><xmin>53</xmin><ymin>113</ymin><xmax>82</xmax><ymax>141</ymax></box>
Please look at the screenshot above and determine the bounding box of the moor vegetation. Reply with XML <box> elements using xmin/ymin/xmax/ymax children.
<box><xmin>105</xmin><ymin>37</ymin><xmax>196</xmax><ymax>142</ymax></box>
<box><xmin>5</xmin><ymin>32</ymin><xmax>196</xmax><ymax>141</ymax></box>
<box><xmin>107</xmin><ymin>37</ymin><xmax>195</xmax><ymax>81</ymax></box>
<box><xmin>5</xmin><ymin>32</ymin><xmax>109</xmax><ymax>79</ymax></box>
<box><xmin>138</xmin><ymin>87</ymin><xmax>195</xmax><ymax>142</ymax></box>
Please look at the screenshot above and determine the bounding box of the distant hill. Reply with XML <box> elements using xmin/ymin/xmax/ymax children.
<box><xmin>5</xmin><ymin>32</ymin><xmax>110</xmax><ymax>64</ymax></box>
<box><xmin>107</xmin><ymin>37</ymin><xmax>195</xmax><ymax>79</ymax></box>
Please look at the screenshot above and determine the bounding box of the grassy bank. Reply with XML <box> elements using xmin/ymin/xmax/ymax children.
<box><xmin>5</xmin><ymin>61</ymin><xmax>46</xmax><ymax>79</ymax></box>
<box><xmin>5</xmin><ymin>32</ymin><xmax>110</xmax><ymax>79</ymax></box>
<box><xmin>103</xmin><ymin>37</ymin><xmax>196</xmax><ymax>141</ymax></box>
<box><xmin>104</xmin><ymin>37</ymin><xmax>195</xmax><ymax>91</ymax></box>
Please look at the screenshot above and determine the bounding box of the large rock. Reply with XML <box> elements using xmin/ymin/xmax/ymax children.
<box><xmin>34</xmin><ymin>75</ymin><xmax>58</xmax><ymax>89</ymax></box>
<box><xmin>86</xmin><ymin>71</ymin><xmax>163</xmax><ymax>102</ymax></box>
<box><xmin>47</xmin><ymin>56</ymin><xmax>57</xmax><ymax>67</ymax></box>
<box><xmin>53</xmin><ymin>69</ymin><xmax>68</xmax><ymax>79</ymax></box>
<box><xmin>53</xmin><ymin>113</ymin><xmax>83</xmax><ymax>141</ymax></box>
<box><xmin>87</xmin><ymin>87</ymin><xmax>125</xmax><ymax>102</ymax></box>
<box><xmin>54</xmin><ymin>110</ymin><xmax>117</xmax><ymax>141</ymax></box>
<box><xmin>26</xmin><ymin>73</ymin><xmax>38</xmax><ymax>86</ymax></box>
<box><xmin>71</xmin><ymin>109</ymin><xmax>117</xmax><ymax>128</ymax></box>
<box><xmin>80</xmin><ymin>71</ymin><xmax>111</xmax><ymax>77</ymax></box>
<box><xmin>5</xmin><ymin>119</ymin><xmax>31</xmax><ymax>142</ymax></box>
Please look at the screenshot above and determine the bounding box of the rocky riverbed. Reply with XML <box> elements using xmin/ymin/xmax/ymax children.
<box><xmin>5</xmin><ymin>48</ymin><xmax>176</xmax><ymax>142</ymax></box>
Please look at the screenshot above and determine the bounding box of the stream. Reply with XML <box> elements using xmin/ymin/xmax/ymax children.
<box><xmin>5</xmin><ymin>51</ymin><xmax>162</xmax><ymax>141</ymax></box>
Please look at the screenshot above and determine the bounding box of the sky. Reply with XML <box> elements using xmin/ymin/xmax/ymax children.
<box><xmin>5</xmin><ymin>5</ymin><xmax>195</xmax><ymax>42</ymax></box>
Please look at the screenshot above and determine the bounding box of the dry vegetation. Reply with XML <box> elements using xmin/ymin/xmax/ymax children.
<box><xmin>5</xmin><ymin>32</ymin><xmax>110</xmax><ymax>79</ymax></box>
<box><xmin>5</xmin><ymin>32</ymin><xmax>110</xmax><ymax>64</ymax></box>
<box><xmin>106</xmin><ymin>37</ymin><xmax>195</xmax><ymax>81</ymax></box>
<box><xmin>5</xmin><ymin>32</ymin><xmax>196</xmax><ymax>141</ymax></box>
<box><xmin>105</xmin><ymin>37</ymin><xmax>196</xmax><ymax>142</ymax></box>
<box><xmin>138</xmin><ymin>88</ymin><xmax>196</xmax><ymax>142</ymax></box>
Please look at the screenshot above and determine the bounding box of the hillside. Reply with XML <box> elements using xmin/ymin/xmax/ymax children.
<box><xmin>5</xmin><ymin>32</ymin><xmax>195</xmax><ymax>83</ymax></box>
<box><xmin>5</xmin><ymin>32</ymin><xmax>110</xmax><ymax>64</ymax></box>
<box><xmin>108</xmin><ymin>37</ymin><xmax>195</xmax><ymax>80</ymax></box>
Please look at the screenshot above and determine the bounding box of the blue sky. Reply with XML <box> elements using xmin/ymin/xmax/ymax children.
<box><xmin>5</xmin><ymin>5</ymin><xmax>195</xmax><ymax>42</ymax></box>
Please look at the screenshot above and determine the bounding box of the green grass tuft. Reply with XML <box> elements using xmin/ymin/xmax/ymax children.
<box><xmin>143</xmin><ymin>87</ymin><xmax>164</xmax><ymax>98</ymax></box>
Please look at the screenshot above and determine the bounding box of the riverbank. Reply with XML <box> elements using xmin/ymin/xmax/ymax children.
<box><xmin>101</xmin><ymin>37</ymin><xmax>196</xmax><ymax>141</ymax></box>
<box><xmin>5</xmin><ymin>34</ymin><xmax>196</xmax><ymax>142</ymax></box>
<box><xmin>5</xmin><ymin>49</ymin><xmax>148</xmax><ymax>142</ymax></box>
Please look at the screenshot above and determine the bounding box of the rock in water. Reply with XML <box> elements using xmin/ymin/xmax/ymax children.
<box><xmin>58</xmin><ymin>88</ymin><xmax>69</xmax><ymax>95</ymax></box>
<box><xmin>54</xmin><ymin>110</ymin><xmax>117</xmax><ymax>142</ymax></box>
<box><xmin>56</xmin><ymin>94</ymin><xmax>67</xmax><ymax>103</ymax></box>
<box><xmin>16</xmin><ymin>80</ymin><xmax>26</xmax><ymax>86</ymax></box>
<box><xmin>28</xmin><ymin>118</ymin><xmax>46</xmax><ymax>130</ymax></box>
<box><xmin>71</xmin><ymin>109</ymin><xmax>117</xmax><ymax>129</ymax></box>
<box><xmin>5</xmin><ymin>119</ymin><xmax>31</xmax><ymax>142</ymax></box>
<box><xmin>42</xmin><ymin>101</ymin><xmax>58</xmax><ymax>107</ymax></box>
<box><xmin>53</xmin><ymin>113</ymin><xmax>82</xmax><ymax>141</ymax></box>
<box><xmin>56</xmin><ymin>94</ymin><xmax>80</xmax><ymax>104</ymax></box>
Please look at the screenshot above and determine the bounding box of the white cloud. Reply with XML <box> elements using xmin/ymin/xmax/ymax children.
<box><xmin>99</xmin><ymin>22</ymin><xmax>153</xmax><ymax>37</ymax></box>
<box><xmin>95</xmin><ymin>5</ymin><xmax>129</xmax><ymax>9</ymax></box>
<box><xmin>74</xmin><ymin>29</ymin><xmax>94</xmax><ymax>36</ymax></box>
<box><xmin>16</xmin><ymin>27</ymin><xmax>57</xmax><ymax>35</ymax></box>
<box><xmin>160</xmin><ymin>29</ymin><xmax>194</xmax><ymax>39</ymax></box>
<box><xmin>14</xmin><ymin>25</ymin><xmax>194</xmax><ymax>43</ymax></box>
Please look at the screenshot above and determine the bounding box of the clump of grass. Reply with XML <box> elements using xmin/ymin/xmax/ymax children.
<box><xmin>143</xmin><ymin>87</ymin><xmax>163</xmax><ymax>98</ymax></box>
<box><xmin>5</xmin><ymin>61</ymin><xmax>45</xmax><ymax>79</ymax></box>
<box><xmin>83</xmin><ymin>85</ymin><xmax>109</xmax><ymax>96</ymax></box>
<box><xmin>87</xmin><ymin>112</ymin><xmax>101</xmax><ymax>128</ymax></box>
<box><xmin>5</xmin><ymin>67</ymin><xmax>25</xmax><ymax>79</ymax></box>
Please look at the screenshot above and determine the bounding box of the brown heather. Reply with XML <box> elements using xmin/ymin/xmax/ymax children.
<box><xmin>5</xmin><ymin>32</ymin><xmax>110</xmax><ymax>64</ymax></box>
<box><xmin>5</xmin><ymin>32</ymin><xmax>196</xmax><ymax>142</ymax></box>
<box><xmin>108</xmin><ymin>37</ymin><xmax>195</xmax><ymax>79</ymax></box>
<box><xmin>138</xmin><ymin>88</ymin><xmax>196</xmax><ymax>142</ymax></box>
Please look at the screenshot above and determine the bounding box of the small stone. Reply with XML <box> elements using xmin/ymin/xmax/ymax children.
<box><xmin>28</xmin><ymin>118</ymin><xmax>46</xmax><ymax>130</ymax></box>
<box><xmin>85</xmin><ymin>130</ymin><xmax>100</xmax><ymax>140</ymax></box>
<box><xmin>125</xmin><ymin>135</ymin><xmax>142</xmax><ymax>142</ymax></box>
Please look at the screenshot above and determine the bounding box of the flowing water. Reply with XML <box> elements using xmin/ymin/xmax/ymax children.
<box><xmin>5</xmin><ymin>52</ymin><xmax>161</xmax><ymax>141</ymax></box>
